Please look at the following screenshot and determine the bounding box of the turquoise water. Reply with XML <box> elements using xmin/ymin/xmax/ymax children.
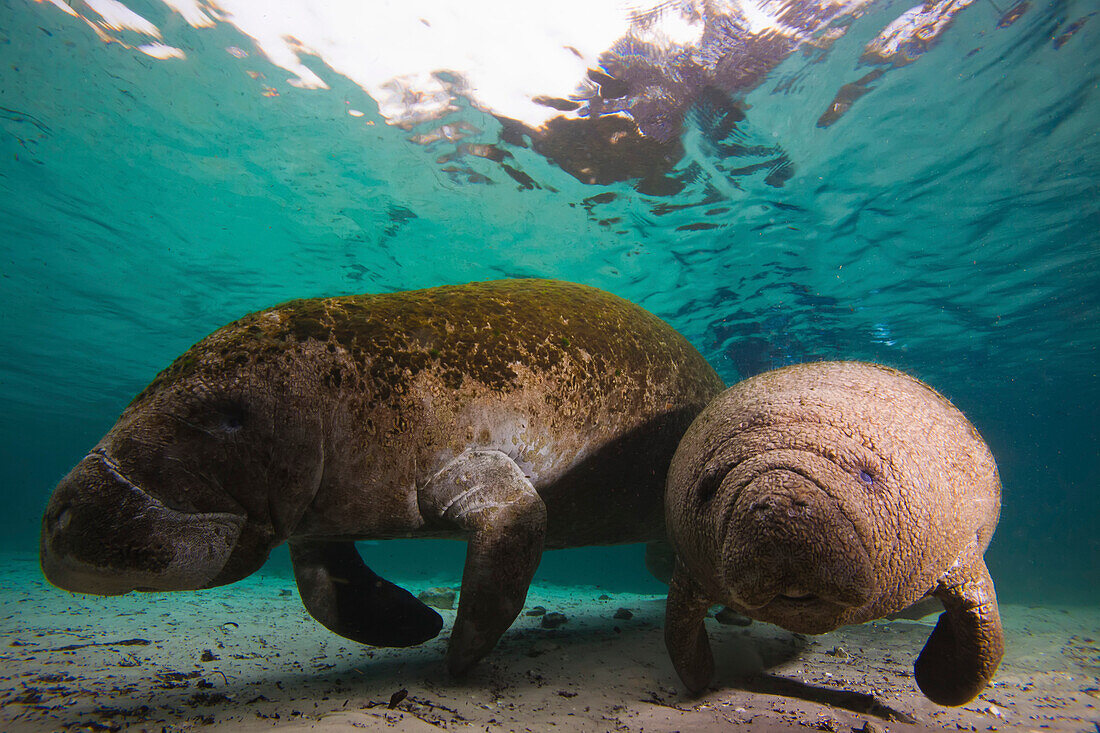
<box><xmin>0</xmin><ymin>0</ymin><xmax>1097</xmax><ymax>612</ymax></box>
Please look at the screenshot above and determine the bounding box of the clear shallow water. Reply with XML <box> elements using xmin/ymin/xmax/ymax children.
<box><xmin>0</xmin><ymin>0</ymin><xmax>1097</xmax><ymax>605</ymax></box>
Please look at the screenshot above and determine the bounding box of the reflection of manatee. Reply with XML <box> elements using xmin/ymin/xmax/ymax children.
<box><xmin>433</xmin><ymin>0</ymin><xmax>981</xmax><ymax>190</ymax></box>
<box><xmin>664</xmin><ymin>361</ymin><xmax>1003</xmax><ymax>706</ymax></box>
<box><xmin>34</xmin><ymin>0</ymin><xmax>988</xmax><ymax>192</ymax></box>
<box><xmin>41</xmin><ymin>279</ymin><xmax>723</xmax><ymax>674</ymax></box>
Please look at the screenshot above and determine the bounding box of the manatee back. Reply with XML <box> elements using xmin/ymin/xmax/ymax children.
<box><xmin>190</xmin><ymin>279</ymin><xmax>724</xmax><ymax>546</ymax></box>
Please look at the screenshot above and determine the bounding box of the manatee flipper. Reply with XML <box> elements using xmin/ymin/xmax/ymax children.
<box><xmin>289</xmin><ymin>539</ymin><xmax>443</xmax><ymax>647</ymax></box>
<box><xmin>665</xmin><ymin>559</ymin><xmax>715</xmax><ymax>695</ymax></box>
<box><xmin>419</xmin><ymin>450</ymin><xmax>547</xmax><ymax>676</ymax></box>
<box><xmin>914</xmin><ymin>559</ymin><xmax>1004</xmax><ymax>706</ymax></box>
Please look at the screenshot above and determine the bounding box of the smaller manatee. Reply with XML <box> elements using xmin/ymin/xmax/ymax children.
<box><xmin>664</xmin><ymin>361</ymin><xmax>1003</xmax><ymax>706</ymax></box>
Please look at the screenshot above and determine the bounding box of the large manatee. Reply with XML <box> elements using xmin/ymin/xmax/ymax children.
<box><xmin>41</xmin><ymin>279</ymin><xmax>723</xmax><ymax>673</ymax></box>
<box><xmin>663</xmin><ymin>361</ymin><xmax>1003</xmax><ymax>706</ymax></box>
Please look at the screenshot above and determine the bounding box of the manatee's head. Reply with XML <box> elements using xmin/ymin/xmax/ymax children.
<box><xmin>666</xmin><ymin>361</ymin><xmax>1001</xmax><ymax>634</ymax></box>
<box><xmin>41</xmin><ymin>306</ymin><xmax>333</xmax><ymax>595</ymax></box>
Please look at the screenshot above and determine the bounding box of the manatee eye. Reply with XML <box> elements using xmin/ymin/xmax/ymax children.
<box><xmin>218</xmin><ymin>407</ymin><xmax>245</xmax><ymax>431</ymax></box>
<box><xmin>696</xmin><ymin>465</ymin><xmax>731</xmax><ymax>505</ymax></box>
<box><xmin>858</xmin><ymin>469</ymin><xmax>875</xmax><ymax>486</ymax></box>
<box><xmin>213</xmin><ymin>402</ymin><xmax>247</xmax><ymax>435</ymax></box>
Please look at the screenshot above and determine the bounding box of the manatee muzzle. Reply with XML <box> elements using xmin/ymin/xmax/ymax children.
<box><xmin>40</xmin><ymin>450</ymin><xmax>245</xmax><ymax>595</ymax></box>
<box><xmin>719</xmin><ymin>466</ymin><xmax>874</xmax><ymax>632</ymax></box>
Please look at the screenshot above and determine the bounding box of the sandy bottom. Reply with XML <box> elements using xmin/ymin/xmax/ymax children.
<box><xmin>2</xmin><ymin>552</ymin><xmax>1097</xmax><ymax>732</ymax></box>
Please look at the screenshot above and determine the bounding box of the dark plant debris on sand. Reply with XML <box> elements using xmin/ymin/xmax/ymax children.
<box><xmin>1</xmin><ymin>556</ymin><xmax>1097</xmax><ymax>732</ymax></box>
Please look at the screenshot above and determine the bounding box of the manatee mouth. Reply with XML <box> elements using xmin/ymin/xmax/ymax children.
<box><xmin>41</xmin><ymin>450</ymin><xmax>246</xmax><ymax>595</ymax></box>
<box><xmin>762</xmin><ymin>587</ymin><xmax>826</xmax><ymax>613</ymax></box>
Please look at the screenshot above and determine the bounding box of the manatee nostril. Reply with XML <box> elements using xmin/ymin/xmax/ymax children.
<box><xmin>786</xmin><ymin>503</ymin><xmax>807</xmax><ymax>518</ymax></box>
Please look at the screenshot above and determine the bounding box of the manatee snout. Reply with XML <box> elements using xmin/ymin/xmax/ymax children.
<box><xmin>40</xmin><ymin>326</ymin><xmax>330</xmax><ymax>597</ymax></box>
<box><xmin>720</xmin><ymin>469</ymin><xmax>874</xmax><ymax>629</ymax></box>
<box><xmin>41</xmin><ymin>450</ymin><xmax>245</xmax><ymax>595</ymax></box>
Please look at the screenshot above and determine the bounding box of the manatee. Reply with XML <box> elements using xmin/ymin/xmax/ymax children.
<box><xmin>40</xmin><ymin>279</ymin><xmax>723</xmax><ymax>673</ymax></box>
<box><xmin>663</xmin><ymin>361</ymin><xmax>1003</xmax><ymax>706</ymax></box>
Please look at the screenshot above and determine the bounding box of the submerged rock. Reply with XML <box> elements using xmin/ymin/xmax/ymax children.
<box><xmin>541</xmin><ymin>612</ymin><xmax>568</xmax><ymax>629</ymax></box>
<box><xmin>417</xmin><ymin>587</ymin><xmax>458</xmax><ymax>610</ymax></box>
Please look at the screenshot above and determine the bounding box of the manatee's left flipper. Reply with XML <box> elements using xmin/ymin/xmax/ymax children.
<box><xmin>289</xmin><ymin>539</ymin><xmax>443</xmax><ymax>647</ymax></box>
<box><xmin>665</xmin><ymin>558</ymin><xmax>716</xmax><ymax>695</ymax></box>
<box><xmin>913</xmin><ymin>559</ymin><xmax>1004</xmax><ymax>706</ymax></box>
<box><xmin>419</xmin><ymin>450</ymin><xmax>547</xmax><ymax>676</ymax></box>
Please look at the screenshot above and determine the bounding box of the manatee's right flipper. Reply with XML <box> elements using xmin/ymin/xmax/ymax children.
<box><xmin>289</xmin><ymin>539</ymin><xmax>443</xmax><ymax>647</ymax></box>
<box><xmin>665</xmin><ymin>559</ymin><xmax>716</xmax><ymax>695</ymax></box>
<box><xmin>419</xmin><ymin>450</ymin><xmax>547</xmax><ymax>676</ymax></box>
<box><xmin>913</xmin><ymin>559</ymin><xmax>1004</xmax><ymax>706</ymax></box>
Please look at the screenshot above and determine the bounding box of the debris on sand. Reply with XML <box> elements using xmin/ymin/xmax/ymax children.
<box><xmin>540</xmin><ymin>612</ymin><xmax>568</xmax><ymax>629</ymax></box>
<box><xmin>416</xmin><ymin>587</ymin><xmax>458</xmax><ymax>610</ymax></box>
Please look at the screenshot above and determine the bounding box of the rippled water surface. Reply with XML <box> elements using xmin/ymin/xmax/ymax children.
<box><xmin>1</xmin><ymin>0</ymin><xmax>1097</xmax><ymax>603</ymax></box>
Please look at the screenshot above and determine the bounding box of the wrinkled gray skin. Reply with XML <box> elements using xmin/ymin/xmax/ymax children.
<box><xmin>664</xmin><ymin>361</ymin><xmax>1003</xmax><ymax>706</ymax></box>
<box><xmin>40</xmin><ymin>279</ymin><xmax>723</xmax><ymax>674</ymax></box>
